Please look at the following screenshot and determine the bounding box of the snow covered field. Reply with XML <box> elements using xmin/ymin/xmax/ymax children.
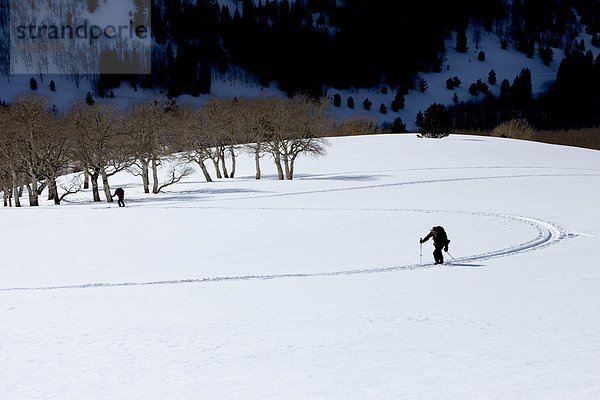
<box><xmin>2</xmin><ymin>134</ymin><xmax>600</xmax><ymax>399</ymax></box>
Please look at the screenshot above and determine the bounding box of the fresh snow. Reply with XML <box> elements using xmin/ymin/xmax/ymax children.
<box><xmin>2</xmin><ymin>134</ymin><xmax>600</xmax><ymax>399</ymax></box>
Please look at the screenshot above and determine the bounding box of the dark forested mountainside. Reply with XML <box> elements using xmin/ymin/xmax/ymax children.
<box><xmin>0</xmin><ymin>0</ymin><xmax>598</xmax><ymax>129</ymax></box>
<box><xmin>143</xmin><ymin>0</ymin><xmax>598</xmax><ymax>98</ymax></box>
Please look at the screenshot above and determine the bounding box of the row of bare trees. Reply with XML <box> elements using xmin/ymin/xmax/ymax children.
<box><xmin>0</xmin><ymin>95</ymin><xmax>331</xmax><ymax>207</ymax></box>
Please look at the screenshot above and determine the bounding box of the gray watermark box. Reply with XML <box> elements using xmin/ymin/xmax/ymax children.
<box><xmin>10</xmin><ymin>0</ymin><xmax>151</xmax><ymax>75</ymax></box>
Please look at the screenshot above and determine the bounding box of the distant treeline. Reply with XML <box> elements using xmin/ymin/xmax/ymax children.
<box><xmin>446</xmin><ymin>49</ymin><xmax>600</xmax><ymax>131</ymax></box>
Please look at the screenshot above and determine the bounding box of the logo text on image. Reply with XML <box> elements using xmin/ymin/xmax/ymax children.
<box><xmin>10</xmin><ymin>0</ymin><xmax>152</xmax><ymax>75</ymax></box>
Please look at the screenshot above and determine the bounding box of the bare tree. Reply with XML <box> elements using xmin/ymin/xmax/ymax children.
<box><xmin>0</xmin><ymin>106</ymin><xmax>23</xmax><ymax>207</ymax></box>
<box><xmin>69</xmin><ymin>103</ymin><xmax>131</xmax><ymax>203</ymax></box>
<box><xmin>124</xmin><ymin>98</ymin><xmax>190</xmax><ymax>194</ymax></box>
<box><xmin>263</xmin><ymin>97</ymin><xmax>331</xmax><ymax>180</ymax></box>
<box><xmin>8</xmin><ymin>96</ymin><xmax>60</xmax><ymax>206</ymax></box>
<box><xmin>241</xmin><ymin>97</ymin><xmax>282</xmax><ymax>180</ymax></box>
<box><xmin>179</xmin><ymin>106</ymin><xmax>215</xmax><ymax>182</ymax></box>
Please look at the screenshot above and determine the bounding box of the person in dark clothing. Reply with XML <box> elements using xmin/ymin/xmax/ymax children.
<box><xmin>112</xmin><ymin>187</ymin><xmax>125</xmax><ymax>207</ymax></box>
<box><xmin>420</xmin><ymin>226</ymin><xmax>450</xmax><ymax>264</ymax></box>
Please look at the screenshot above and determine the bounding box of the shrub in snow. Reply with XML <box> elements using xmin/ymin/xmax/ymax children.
<box><xmin>379</xmin><ymin>104</ymin><xmax>387</xmax><ymax>114</ymax></box>
<box><xmin>29</xmin><ymin>78</ymin><xmax>38</xmax><ymax>91</ymax></box>
<box><xmin>478</xmin><ymin>51</ymin><xmax>486</xmax><ymax>61</ymax></box>
<box><xmin>491</xmin><ymin>119</ymin><xmax>535</xmax><ymax>140</ymax></box>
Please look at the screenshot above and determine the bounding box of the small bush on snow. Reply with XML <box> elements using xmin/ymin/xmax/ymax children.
<box><xmin>491</xmin><ymin>119</ymin><xmax>535</xmax><ymax>140</ymax></box>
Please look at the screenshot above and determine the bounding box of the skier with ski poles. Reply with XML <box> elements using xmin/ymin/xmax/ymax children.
<box><xmin>420</xmin><ymin>226</ymin><xmax>451</xmax><ymax>265</ymax></box>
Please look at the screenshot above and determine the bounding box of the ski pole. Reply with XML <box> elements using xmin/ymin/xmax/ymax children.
<box><xmin>446</xmin><ymin>251</ymin><xmax>456</xmax><ymax>261</ymax></box>
<box><xmin>419</xmin><ymin>239</ymin><xmax>423</xmax><ymax>265</ymax></box>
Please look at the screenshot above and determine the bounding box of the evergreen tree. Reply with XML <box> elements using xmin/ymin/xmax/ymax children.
<box><xmin>391</xmin><ymin>117</ymin><xmax>406</xmax><ymax>133</ymax></box>
<box><xmin>526</xmin><ymin>40</ymin><xmax>535</xmax><ymax>58</ymax></box>
<box><xmin>333</xmin><ymin>93</ymin><xmax>342</xmax><ymax>107</ymax></box>
<box><xmin>87</xmin><ymin>0</ymin><xmax>98</xmax><ymax>13</ymax></box>
<box><xmin>379</xmin><ymin>104</ymin><xmax>387</xmax><ymax>114</ymax></box>
<box><xmin>85</xmin><ymin>92</ymin><xmax>95</xmax><ymax>106</ymax></box>
<box><xmin>592</xmin><ymin>33</ymin><xmax>600</xmax><ymax>48</ymax></box>
<box><xmin>501</xmin><ymin>39</ymin><xmax>508</xmax><ymax>50</ymax></box>
<box><xmin>539</xmin><ymin>46</ymin><xmax>554</xmax><ymax>66</ymax></box>
<box><xmin>499</xmin><ymin>79</ymin><xmax>511</xmax><ymax>99</ymax></box>
<box><xmin>109</xmin><ymin>89</ymin><xmax>115</xmax><ymax>99</ymax></box>
<box><xmin>456</xmin><ymin>29</ymin><xmax>468</xmax><ymax>52</ymax></box>
<box><xmin>418</xmin><ymin>78</ymin><xmax>428</xmax><ymax>93</ymax></box>
<box><xmin>510</xmin><ymin>68</ymin><xmax>533</xmax><ymax>107</ymax></box>
<box><xmin>49</xmin><ymin>80</ymin><xmax>56</xmax><ymax>91</ymax></box>
<box><xmin>347</xmin><ymin>96</ymin><xmax>355</xmax><ymax>109</ymax></box>
<box><xmin>29</xmin><ymin>77</ymin><xmax>38</xmax><ymax>91</ymax></box>
<box><xmin>468</xmin><ymin>82</ymin><xmax>479</xmax><ymax>96</ymax></box>
<box><xmin>363</xmin><ymin>98</ymin><xmax>372</xmax><ymax>111</ymax></box>
<box><xmin>446</xmin><ymin>78</ymin><xmax>455</xmax><ymax>90</ymax></box>
<box><xmin>420</xmin><ymin>103</ymin><xmax>452</xmax><ymax>138</ymax></box>
<box><xmin>488</xmin><ymin>69</ymin><xmax>497</xmax><ymax>85</ymax></box>
<box><xmin>452</xmin><ymin>76</ymin><xmax>461</xmax><ymax>87</ymax></box>
<box><xmin>415</xmin><ymin>111</ymin><xmax>424</xmax><ymax>128</ymax></box>
<box><xmin>478</xmin><ymin>51</ymin><xmax>486</xmax><ymax>61</ymax></box>
<box><xmin>391</xmin><ymin>92</ymin><xmax>405</xmax><ymax>112</ymax></box>
<box><xmin>452</xmin><ymin>93</ymin><xmax>459</xmax><ymax>105</ymax></box>
<box><xmin>380</xmin><ymin>86</ymin><xmax>388</xmax><ymax>95</ymax></box>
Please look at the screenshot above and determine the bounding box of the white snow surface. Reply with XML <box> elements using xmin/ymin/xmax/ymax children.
<box><xmin>2</xmin><ymin>134</ymin><xmax>600</xmax><ymax>399</ymax></box>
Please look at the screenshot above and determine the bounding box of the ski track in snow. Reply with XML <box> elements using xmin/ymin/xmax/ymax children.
<box><xmin>0</xmin><ymin>169</ymin><xmax>583</xmax><ymax>291</ymax></box>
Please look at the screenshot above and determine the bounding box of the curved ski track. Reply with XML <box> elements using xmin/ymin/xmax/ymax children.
<box><xmin>1</xmin><ymin>169</ymin><xmax>585</xmax><ymax>292</ymax></box>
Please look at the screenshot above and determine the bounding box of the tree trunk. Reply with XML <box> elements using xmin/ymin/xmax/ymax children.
<box><xmin>3</xmin><ymin>187</ymin><xmax>8</xmax><ymax>207</ymax></box>
<box><xmin>273</xmin><ymin>151</ymin><xmax>284</xmax><ymax>180</ymax></box>
<box><xmin>47</xmin><ymin>178</ymin><xmax>56</xmax><ymax>201</ymax></box>
<box><xmin>196</xmin><ymin>160</ymin><xmax>213</xmax><ymax>182</ymax></box>
<box><xmin>83</xmin><ymin>167</ymin><xmax>90</xmax><ymax>189</ymax></box>
<box><xmin>100</xmin><ymin>170</ymin><xmax>113</xmax><ymax>203</ymax></box>
<box><xmin>283</xmin><ymin>155</ymin><xmax>292</xmax><ymax>180</ymax></box>
<box><xmin>151</xmin><ymin>156</ymin><xmax>159</xmax><ymax>194</ymax></box>
<box><xmin>289</xmin><ymin>156</ymin><xmax>296</xmax><ymax>181</ymax></box>
<box><xmin>229</xmin><ymin>145</ymin><xmax>236</xmax><ymax>178</ymax></box>
<box><xmin>27</xmin><ymin>178</ymin><xmax>39</xmax><ymax>206</ymax></box>
<box><xmin>50</xmin><ymin>176</ymin><xmax>61</xmax><ymax>205</ymax></box>
<box><xmin>90</xmin><ymin>170</ymin><xmax>101</xmax><ymax>202</ymax></box>
<box><xmin>141</xmin><ymin>158</ymin><xmax>150</xmax><ymax>194</ymax></box>
<box><xmin>219</xmin><ymin>147</ymin><xmax>229</xmax><ymax>178</ymax></box>
<box><xmin>211</xmin><ymin>158</ymin><xmax>222</xmax><ymax>179</ymax></box>
<box><xmin>12</xmin><ymin>172</ymin><xmax>22</xmax><ymax>207</ymax></box>
<box><xmin>254</xmin><ymin>146</ymin><xmax>261</xmax><ymax>180</ymax></box>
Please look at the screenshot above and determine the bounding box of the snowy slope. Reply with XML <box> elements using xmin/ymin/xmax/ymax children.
<box><xmin>1</xmin><ymin>134</ymin><xmax>600</xmax><ymax>399</ymax></box>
